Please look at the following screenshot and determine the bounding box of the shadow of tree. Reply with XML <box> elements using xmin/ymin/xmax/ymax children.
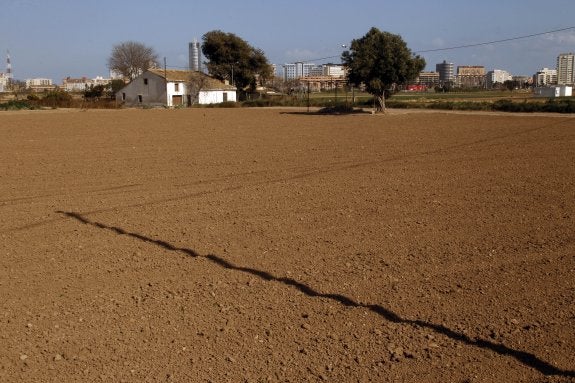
<box><xmin>57</xmin><ymin>210</ymin><xmax>575</xmax><ymax>378</ymax></box>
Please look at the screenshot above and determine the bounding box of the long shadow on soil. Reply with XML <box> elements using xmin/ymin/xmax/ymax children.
<box><xmin>57</xmin><ymin>210</ymin><xmax>575</xmax><ymax>378</ymax></box>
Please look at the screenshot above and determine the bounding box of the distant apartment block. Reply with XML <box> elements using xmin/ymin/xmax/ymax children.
<box><xmin>0</xmin><ymin>73</ymin><xmax>8</xmax><ymax>92</ymax></box>
<box><xmin>417</xmin><ymin>71</ymin><xmax>440</xmax><ymax>86</ymax></box>
<box><xmin>26</xmin><ymin>78</ymin><xmax>53</xmax><ymax>87</ymax></box>
<box><xmin>308</xmin><ymin>65</ymin><xmax>324</xmax><ymax>77</ymax></box>
<box><xmin>486</xmin><ymin>69</ymin><xmax>512</xmax><ymax>88</ymax></box>
<box><xmin>283</xmin><ymin>62</ymin><xmax>316</xmax><ymax>80</ymax></box>
<box><xmin>436</xmin><ymin>60</ymin><xmax>455</xmax><ymax>84</ymax></box>
<box><xmin>534</xmin><ymin>68</ymin><xmax>557</xmax><ymax>86</ymax></box>
<box><xmin>556</xmin><ymin>52</ymin><xmax>575</xmax><ymax>85</ymax></box>
<box><xmin>456</xmin><ymin>66</ymin><xmax>485</xmax><ymax>88</ymax></box>
<box><xmin>322</xmin><ymin>64</ymin><xmax>346</xmax><ymax>78</ymax></box>
<box><xmin>62</xmin><ymin>76</ymin><xmax>111</xmax><ymax>92</ymax></box>
<box><xmin>25</xmin><ymin>78</ymin><xmax>55</xmax><ymax>92</ymax></box>
<box><xmin>282</xmin><ymin>63</ymin><xmax>344</xmax><ymax>80</ymax></box>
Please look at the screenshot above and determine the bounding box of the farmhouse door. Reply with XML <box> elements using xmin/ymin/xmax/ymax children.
<box><xmin>172</xmin><ymin>95</ymin><xmax>183</xmax><ymax>106</ymax></box>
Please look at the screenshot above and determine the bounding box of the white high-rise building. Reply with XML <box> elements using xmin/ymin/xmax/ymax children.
<box><xmin>282</xmin><ymin>62</ymin><xmax>316</xmax><ymax>80</ymax></box>
<box><xmin>534</xmin><ymin>68</ymin><xmax>557</xmax><ymax>86</ymax></box>
<box><xmin>189</xmin><ymin>39</ymin><xmax>201</xmax><ymax>72</ymax></box>
<box><xmin>486</xmin><ymin>69</ymin><xmax>512</xmax><ymax>88</ymax></box>
<box><xmin>6</xmin><ymin>50</ymin><xmax>12</xmax><ymax>82</ymax></box>
<box><xmin>556</xmin><ymin>52</ymin><xmax>575</xmax><ymax>85</ymax></box>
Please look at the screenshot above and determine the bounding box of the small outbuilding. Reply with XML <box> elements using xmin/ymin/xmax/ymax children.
<box><xmin>116</xmin><ymin>69</ymin><xmax>237</xmax><ymax>107</ymax></box>
<box><xmin>533</xmin><ymin>85</ymin><xmax>572</xmax><ymax>98</ymax></box>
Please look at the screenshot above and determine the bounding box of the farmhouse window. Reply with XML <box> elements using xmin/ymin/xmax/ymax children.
<box><xmin>174</xmin><ymin>83</ymin><xmax>179</xmax><ymax>92</ymax></box>
<box><xmin>144</xmin><ymin>78</ymin><xmax>148</xmax><ymax>85</ymax></box>
<box><xmin>122</xmin><ymin>93</ymin><xmax>126</xmax><ymax>101</ymax></box>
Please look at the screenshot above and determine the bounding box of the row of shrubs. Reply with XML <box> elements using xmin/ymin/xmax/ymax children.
<box><xmin>209</xmin><ymin>97</ymin><xmax>575</xmax><ymax>114</ymax></box>
<box><xmin>383</xmin><ymin>98</ymin><xmax>575</xmax><ymax>113</ymax></box>
<box><xmin>3</xmin><ymin>93</ymin><xmax>574</xmax><ymax>113</ymax></box>
<box><xmin>0</xmin><ymin>95</ymin><xmax>119</xmax><ymax>110</ymax></box>
<box><xmin>0</xmin><ymin>100</ymin><xmax>40</xmax><ymax>110</ymax></box>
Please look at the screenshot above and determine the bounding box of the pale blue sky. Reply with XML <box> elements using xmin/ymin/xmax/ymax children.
<box><xmin>1</xmin><ymin>0</ymin><xmax>574</xmax><ymax>81</ymax></box>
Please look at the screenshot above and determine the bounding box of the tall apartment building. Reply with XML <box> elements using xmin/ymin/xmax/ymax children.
<box><xmin>556</xmin><ymin>52</ymin><xmax>575</xmax><ymax>85</ymax></box>
<box><xmin>282</xmin><ymin>62</ymin><xmax>317</xmax><ymax>80</ymax></box>
<box><xmin>436</xmin><ymin>60</ymin><xmax>455</xmax><ymax>84</ymax></box>
<box><xmin>308</xmin><ymin>65</ymin><xmax>324</xmax><ymax>77</ymax></box>
<box><xmin>534</xmin><ymin>68</ymin><xmax>557</xmax><ymax>86</ymax></box>
<box><xmin>486</xmin><ymin>69</ymin><xmax>512</xmax><ymax>88</ymax></box>
<box><xmin>456</xmin><ymin>66</ymin><xmax>485</xmax><ymax>88</ymax></box>
<box><xmin>417</xmin><ymin>71</ymin><xmax>440</xmax><ymax>86</ymax></box>
<box><xmin>189</xmin><ymin>39</ymin><xmax>201</xmax><ymax>72</ymax></box>
<box><xmin>282</xmin><ymin>63</ymin><xmax>345</xmax><ymax>81</ymax></box>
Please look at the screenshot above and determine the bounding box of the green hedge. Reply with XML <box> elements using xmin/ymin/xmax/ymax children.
<box><xmin>0</xmin><ymin>100</ymin><xmax>37</xmax><ymax>110</ymax></box>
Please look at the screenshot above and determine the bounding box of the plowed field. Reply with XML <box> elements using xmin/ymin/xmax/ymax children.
<box><xmin>1</xmin><ymin>108</ymin><xmax>574</xmax><ymax>382</ymax></box>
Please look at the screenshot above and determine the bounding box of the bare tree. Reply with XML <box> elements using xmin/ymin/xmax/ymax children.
<box><xmin>107</xmin><ymin>41</ymin><xmax>159</xmax><ymax>81</ymax></box>
<box><xmin>187</xmin><ymin>72</ymin><xmax>210</xmax><ymax>105</ymax></box>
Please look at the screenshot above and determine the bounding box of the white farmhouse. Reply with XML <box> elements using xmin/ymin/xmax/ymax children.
<box><xmin>116</xmin><ymin>69</ymin><xmax>236</xmax><ymax>107</ymax></box>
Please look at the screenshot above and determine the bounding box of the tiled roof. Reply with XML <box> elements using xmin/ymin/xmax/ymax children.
<box><xmin>147</xmin><ymin>69</ymin><xmax>235</xmax><ymax>90</ymax></box>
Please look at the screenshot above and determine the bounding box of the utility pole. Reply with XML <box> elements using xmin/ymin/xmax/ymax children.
<box><xmin>164</xmin><ymin>57</ymin><xmax>168</xmax><ymax>105</ymax></box>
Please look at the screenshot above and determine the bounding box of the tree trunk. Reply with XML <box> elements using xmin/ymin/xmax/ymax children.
<box><xmin>376</xmin><ymin>92</ymin><xmax>386</xmax><ymax>113</ymax></box>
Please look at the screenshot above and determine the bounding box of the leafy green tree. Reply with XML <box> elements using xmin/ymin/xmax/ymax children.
<box><xmin>84</xmin><ymin>84</ymin><xmax>105</xmax><ymax>99</ymax></box>
<box><xmin>108</xmin><ymin>79</ymin><xmax>127</xmax><ymax>98</ymax></box>
<box><xmin>201</xmin><ymin>30</ymin><xmax>273</xmax><ymax>93</ymax></box>
<box><xmin>342</xmin><ymin>27</ymin><xmax>425</xmax><ymax>112</ymax></box>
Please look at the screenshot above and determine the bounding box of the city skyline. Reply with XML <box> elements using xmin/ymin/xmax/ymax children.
<box><xmin>1</xmin><ymin>0</ymin><xmax>574</xmax><ymax>82</ymax></box>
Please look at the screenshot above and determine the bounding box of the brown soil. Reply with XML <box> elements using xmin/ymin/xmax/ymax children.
<box><xmin>1</xmin><ymin>108</ymin><xmax>574</xmax><ymax>383</ymax></box>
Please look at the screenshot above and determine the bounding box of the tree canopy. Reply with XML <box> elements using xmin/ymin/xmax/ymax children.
<box><xmin>342</xmin><ymin>27</ymin><xmax>425</xmax><ymax>112</ymax></box>
<box><xmin>107</xmin><ymin>41</ymin><xmax>159</xmax><ymax>81</ymax></box>
<box><xmin>201</xmin><ymin>30</ymin><xmax>273</xmax><ymax>92</ymax></box>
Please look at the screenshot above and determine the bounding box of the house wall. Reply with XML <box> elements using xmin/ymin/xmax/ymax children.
<box><xmin>199</xmin><ymin>90</ymin><xmax>237</xmax><ymax>104</ymax></box>
<box><xmin>116</xmin><ymin>72</ymin><xmax>167</xmax><ymax>106</ymax></box>
<box><xmin>166</xmin><ymin>81</ymin><xmax>187</xmax><ymax>107</ymax></box>
<box><xmin>116</xmin><ymin>70</ymin><xmax>237</xmax><ymax>107</ymax></box>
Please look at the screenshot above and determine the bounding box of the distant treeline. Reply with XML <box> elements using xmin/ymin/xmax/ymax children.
<box><xmin>2</xmin><ymin>93</ymin><xmax>574</xmax><ymax>113</ymax></box>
